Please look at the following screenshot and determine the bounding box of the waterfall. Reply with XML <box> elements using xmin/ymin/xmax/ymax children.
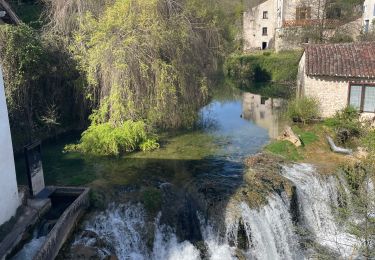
<box><xmin>71</xmin><ymin>164</ymin><xmax>360</xmax><ymax>260</ymax></box>
<box><xmin>73</xmin><ymin>204</ymin><xmax>200</xmax><ymax>260</ymax></box>
<box><xmin>281</xmin><ymin>163</ymin><xmax>359</xmax><ymax>257</ymax></box>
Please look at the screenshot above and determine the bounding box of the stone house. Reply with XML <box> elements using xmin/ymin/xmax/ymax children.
<box><xmin>297</xmin><ymin>41</ymin><xmax>375</xmax><ymax>117</ymax></box>
<box><xmin>243</xmin><ymin>0</ymin><xmax>362</xmax><ymax>52</ymax></box>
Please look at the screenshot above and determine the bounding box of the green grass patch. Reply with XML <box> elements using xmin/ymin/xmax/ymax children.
<box><xmin>292</xmin><ymin>126</ymin><xmax>319</xmax><ymax>146</ymax></box>
<box><xmin>265</xmin><ymin>140</ymin><xmax>303</xmax><ymax>161</ymax></box>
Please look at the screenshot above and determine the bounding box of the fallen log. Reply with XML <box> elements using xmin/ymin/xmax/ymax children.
<box><xmin>326</xmin><ymin>136</ymin><xmax>352</xmax><ymax>155</ymax></box>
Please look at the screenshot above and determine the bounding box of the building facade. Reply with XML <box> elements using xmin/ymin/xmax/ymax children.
<box><xmin>243</xmin><ymin>0</ymin><xmax>361</xmax><ymax>52</ymax></box>
<box><xmin>0</xmin><ymin>65</ymin><xmax>20</xmax><ymax>226</ymax></box>
<box><xmin>297</xmin><ymin>42</ymin><xmax>375</xmax><ymax>117</ymax></box>
<box><xmin>363</xmin><ymin>0</ymin><xmax>375</xmax><ymax>33</ymax></box>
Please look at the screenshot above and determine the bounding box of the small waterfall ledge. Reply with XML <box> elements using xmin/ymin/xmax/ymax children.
<box><xmin>67</xmin><ymin>164</ymin><xmax>359</xmax><ymax>260</ymax></box>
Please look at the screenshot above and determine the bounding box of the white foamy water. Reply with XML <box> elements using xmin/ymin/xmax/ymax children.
<box><xmin>74</xmin><ymin>204</ymin><xmax>200</xmax><ymax>260</ymax></box>
<box><xmin>222</xmin><ymin>195</ymin><xmax>302</xmax><ymax>260</ymax></box>
<box><xmin>72</xmin><ymin>164</ymin><xmax>363</xmax><ymax>260</ymax></box>
<box><xmin>11</xmin><ymin>236</ymin><xmax>46</xmax><ymax>260</ymax></box>
<box><xmin>281</xmin><ymin>163</ymin><xmax>359</xmax><ymax>257</ymax></box>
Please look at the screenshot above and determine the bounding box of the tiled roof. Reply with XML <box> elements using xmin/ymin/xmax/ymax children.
<box><xmin>305</xmin><ymin>42</ymin><xmax>375</xmax><ymax>79</ymax></box>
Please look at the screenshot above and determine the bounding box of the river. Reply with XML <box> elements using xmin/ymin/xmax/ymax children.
<box><xmin>15</xmin><ymin>86</ymin><xmax>359</xmax><ymax>259</ymax></box>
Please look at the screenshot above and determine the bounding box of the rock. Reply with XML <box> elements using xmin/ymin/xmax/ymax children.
<box><xmin>277</xmin><ymin>126</ymin><xmax>302</xmax><ymax>147</ymax></box>
<box><xmin>69</xmin><ymin>244</ymin><xmax>102</xmax><ymax>260</ymax></box>
<box><xmin>354</xmin><ymin>147</ymin><xmax>369</xmax><ymax>159</ymax></box>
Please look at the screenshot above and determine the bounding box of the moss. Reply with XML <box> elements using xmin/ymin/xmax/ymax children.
<box><xmin>141</xmin><ymin>187</ymin><xmax>162</xmax><ymax>216</ymax></box>
<box><xmin>236</xmin><ymin>154</ymin><xmax>294</xmax><ymax>208</ymax></box>
<box><xmin>265</xmin><ymin>140</ymin><xmax>304</xmax><ymax>161</ymax></box>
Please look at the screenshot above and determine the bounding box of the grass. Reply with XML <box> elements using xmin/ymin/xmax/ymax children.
<box><xmin>265</xmin><ymin>140</ymin><xmax>303</xmax><ymax>161</ymax></box>
<box><xmin>265</xmin><ymin>122</ymin><xmax>356</xmax><ymax>174</ymax></box>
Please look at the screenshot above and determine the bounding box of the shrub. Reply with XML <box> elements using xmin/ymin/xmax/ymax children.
<box><xmin>64</xmin><ymin>120</ymin><xmax>159</xmax><ymax>156</ymax></box>
<box><xmin>224</xmin><ymin>51</ymin><xmax>302</xmax><ymax>85</ymax></box>
<box><xmin>324</xmin><ymin>106</ymin><xmax>362</xmax><ymax>144</ymax></box>
<box><xmin>286</xmin><ymin>97</ymin><xmax>321</xmax><ymax>124</ymax></box>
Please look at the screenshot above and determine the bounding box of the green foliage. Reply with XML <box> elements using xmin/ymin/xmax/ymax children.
<box><xmin>0</xmin><ymin>24</ymin><xmax>84</xmax><ymax>149</ymax></box>
<box><xmin>224</xmin><ymin>51</ymin><xmax>302</xmax><ymax>86</ymax></box>
<box><xmin>65</xmin><ymin>121</ymin><xmax>159</xmax><ymax>156</ymax></box>
<box><xmin>69</xmin><ymin>0</ymin><xmax>226</xmax><ymax>129</ymax></box>
<box><xmin>324</xmin><ymin>106</ymin><xmax>363</xmax><ymax>144</ymax></box>
<box><xmin>286</xmin><ymin>97</ymin><xmax>321</xmax><ymax>124</ymax></box>
<box><xmin>292</xmin><ymin>126</ymin><xmax>319</xmax><ymax>146</ymax></box>
<box><xmin>339</xmin><ymin>162</ymin><xmax>375</xmax><ymax>258</ymax></box>
<box><xmin>265</xmin><ymin>141</ymin><xmax>303</xmax><ymax>161</ymax></box>
<box><xmin>9</xmin><ymin>0</ymin><xmax>45</xmax><ymax>28</ymax></box>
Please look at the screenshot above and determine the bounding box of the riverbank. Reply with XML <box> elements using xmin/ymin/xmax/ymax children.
<box><xmin>264</xmin><ymin>123</ymin><xmax>354</xmax><ymax>174</ymax></box>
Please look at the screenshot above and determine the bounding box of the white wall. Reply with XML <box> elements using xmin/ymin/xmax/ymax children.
<box><xmin>363</xmin><ymin>0</ymin><xmax>375</xmax><ymax>32</ymax></box>
<box><xmin>0</xmin><ymin>65</ymin><xmax>19</xmax><ymax>226</ymax></box>
<box><xmin>243</xmin><ymin>0</ymin><xmax>277</xmax><ymax>51</ymax></box>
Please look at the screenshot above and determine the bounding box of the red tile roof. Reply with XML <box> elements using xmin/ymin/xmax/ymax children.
<box><xmin>305</xmin><ymin>42</ymin><xmax>375</xmax><ymax>79</ymax></box>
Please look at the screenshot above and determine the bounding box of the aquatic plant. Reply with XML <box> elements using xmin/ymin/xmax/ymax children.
<box><xmin>65</xmin><ymin>120</ymin><xmax>159</xmax><ymax>156</ymax></box>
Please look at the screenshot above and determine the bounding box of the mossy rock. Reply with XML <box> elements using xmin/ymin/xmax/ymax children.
<box><xmin>141</xmin><ymin>187</ymin><xmax>162</xmax><ymax>216</ymax></box>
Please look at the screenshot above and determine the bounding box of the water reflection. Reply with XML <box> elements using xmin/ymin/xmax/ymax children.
<box><xmin>241</xmin><ymin>92</ymin><xmax>286</xmax><ymax>139</ymax></box>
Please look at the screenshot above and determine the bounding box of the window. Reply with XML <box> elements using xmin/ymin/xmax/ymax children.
<box><xmin>296</xmin><ymin>6</ymin><xmax>311</xmax><ymax>20</ymax></box>
<box><xmin>373</xmin><ymin>4</ymin><xmax>375</xmax><ymax>16</ymax></box>
<box><xmin>262</xmin><ymin>42</ymin><xmax>267</xmax><ymax>49</ymax></box>
<box><xmin>364</xmin><ymin>20</ymin><xmax>370</xmax><ymax>33</ymax></box>
<box><xmin>262</xmin><ymin>27</ymin><xmax>268</xmax><ymax>36</ymax></box>
<box><xmin>349</xmin><ymin>84</ymin><xmax>375</xmax><ymax>112</ymax></box>
<box><xmin>263</xmin><ymin>11</ymin><xmax>268</xmax><ymax>19</ymax></box>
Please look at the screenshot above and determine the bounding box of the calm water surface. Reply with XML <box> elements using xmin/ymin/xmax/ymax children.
<box><xmin>15</xmin><ymin>88</ymin><xmax>285</xmax><ymax>193</ymax></box>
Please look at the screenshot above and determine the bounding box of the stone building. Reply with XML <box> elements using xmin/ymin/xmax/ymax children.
<box><xmin>243</xmin><ymin>0</ymin><xmax>362</xmax><ymax>52</ymax></box>
<box><xmin>0</xmin><ymin>65</ymin><xmax>20</xmax><ymax>226</ymax></box>
<box><xmin>297</xmin><ymin>42</ymin><xmax>375</xmax><ymax>117</ymax></box>
<box><xmin>363</xmin><ymin>0</ymin><xmax>375</xmax><ymax>32</ymax></box>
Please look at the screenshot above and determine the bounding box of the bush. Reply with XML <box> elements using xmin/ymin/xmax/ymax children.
<box><xmin>224</xmin><ymin>51</ymin><xmax>302</xmax><ymax>85</ymax></box>
<box><xmin>324</xmin><ymin>106</ymin><xmax>362</xmax><ymax>144</ymax></box>
<box><xmin>64</xmin><ymin>120</ymin><xmax>159</xmax><ymax>156</ymax></box>
<box><xmin>286</xmin><ymin>97</ymin><xmax>321</xmax><ymax>124</ymax></box>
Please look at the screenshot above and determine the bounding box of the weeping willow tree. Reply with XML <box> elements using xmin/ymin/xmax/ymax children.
<box><xmin>66</xmin><ymin>0</ymin><xmax>224</xmax><ymax>129</ymax></box>
<box><xmin>43</xmin><ymin>0</ymin><xmax>232</xmax><ymax>129</ymax></box>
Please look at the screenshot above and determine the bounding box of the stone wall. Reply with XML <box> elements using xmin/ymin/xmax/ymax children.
<box><xmin>0</xmin><ymin>65</ymin><xmax>20</xmax><ymax>226</ymax></box>
<box><xmin>298</xmin><ymin>54</ymin><xmax>375</xmax><ymax>117</ymax></box>
<box><xmin>363</xmin><ymin>0</ymin><xmax>375</xmax><ymax>31</ymax></box>
<box><xmin>243</xmin><ymin>0</ymin><xmax>277</xmax><ymax>51</ymax></box>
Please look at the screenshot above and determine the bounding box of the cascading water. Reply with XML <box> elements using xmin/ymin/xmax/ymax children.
<box><xmin>281</xmin><ymin>163</ymin><xmax>359</xmax><ymax>257</ymax></box>
<box><xmin>71</xmin><ymin>163</ymin><xmax>362</xmax><ymax>260</ymax></box>
<box><xmin>72</xmin><ymin>196</ymin><xmax>302</xmax><ymax>259</ymax></box>
<box><xmin>233</xmin><ymin>197</ymin><xmax>302</xmax><ymax>260</ymax></box>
